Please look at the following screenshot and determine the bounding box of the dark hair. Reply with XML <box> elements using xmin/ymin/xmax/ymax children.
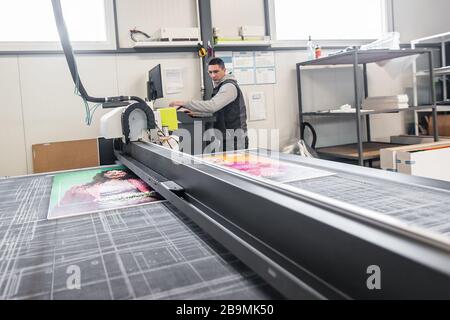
<box><xmin>87</xmin><ymin>169</ymin><xmax>135</xmax><ymax>186</ymax></box>
<box><xmin>208</xmin><ymin>58</ymin><xmax>225</xmax><ymax>69</ymax></box>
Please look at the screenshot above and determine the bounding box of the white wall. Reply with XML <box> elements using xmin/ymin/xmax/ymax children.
<box><xmin>0</xmin><ymin>53</ymin><xmax>200</xmax><ymax>176</ymax></box>
<box><xmin>2</xmin><ymin>0</ymin><xmax>450</xmax><ymax>176</ymax></box>
<box><xmin>18</xmin><ymin>55</ymin><xmax>118</xmax><ymax>173</ymax></box>
<box><xmin>116</xmin><ymin>0</ymin><xmax>199</xmax><ymax>48</ymax></box>
<box><xmin>115</xmin><ymin>53</ymin><xmax>202</xmax><ymax>102</ymax></box>
<box><xmin>0</xmin><ymin>57</ymin><xmax>28</xmax><ymax>176</ymax></box>
<box><xmin>239</xmin><ymin>84</ymin><xmax>277</xmax><ymax>149</ymax></box>
<box><xmin>394</xmin><ymin>0</ymin><xmax>450</xmax><ymax>42</ymax></box>
<box><xmin>211</xmin><ymin>0</ymin><xmax>265</xmax><ymax>38</ymax></box>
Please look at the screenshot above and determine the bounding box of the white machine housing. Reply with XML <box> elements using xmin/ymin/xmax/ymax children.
<box><xmin>152</xmin><ymin>27</ymin><xmax>200</xmax><ymax>41</ymax></box>
<box><xmin>100</xmin><ymin>102</ymin><xmax>161</xmax><ymax>143</ymax></box>
<box><xmin>100</xmin><ymin>107</ymin><xmax>126</xmax><ymax>139</ymax></box>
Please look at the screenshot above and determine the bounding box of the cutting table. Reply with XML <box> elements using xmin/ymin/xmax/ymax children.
<box><xmin>0</xmin><ymin>174</ymin><xmax>280</xmax><ymax>300</ymax></box>
<box><xmin>1</xmin><ymin>144</ymin><xmax>449</xmax><ymax>299</ymax></box>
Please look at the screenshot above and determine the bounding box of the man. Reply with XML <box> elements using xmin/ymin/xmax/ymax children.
<box><xmin>169</xmin><ymin>58</ymin><xmax>248</xmax><ymax>151</ymax></box>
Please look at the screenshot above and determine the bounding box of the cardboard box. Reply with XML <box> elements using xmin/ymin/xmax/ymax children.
<box><xmin>380</xmin><ymin>141</ymin><xmax>450</xmax><ymax>172</ymax></box>
<box><xmin>32</xmin><ymin>139</ymin><xmax>99</xmax><ymax>173</ymax></box>
<box><xmin>397</xmin><ymin>146</ymin><xmax>450</xmax><ymax>182</ymax></box>
<box><xmin>427</xmin><ymin>114</ymin><xmax>450</xmax><ymax>136</ymax></box>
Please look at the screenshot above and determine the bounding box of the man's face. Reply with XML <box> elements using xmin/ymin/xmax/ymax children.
<box><xmin>208</xmin><ymin>64</ymin><xmax>226</xmax><ymax>82</ymax></box>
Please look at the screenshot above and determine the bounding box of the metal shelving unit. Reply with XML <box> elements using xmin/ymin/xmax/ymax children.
<box><xmin>297</xmin><ymin>49</ymin><xmax>439</xmax><ymax>166</ymax></box>
<box><xmin>302</xmin><ymin>105</ymin><xmax>437</xmax><ymax>117</ymax></box>
<box><xmin>416</xmin><ymin>66</ymin><xmax>450</xmax><ymax>78</ymax></box>
<box><xmin>412</xmin><ymin>32</ymin><xmax>450</xmax><ymax>104</ymax></box>
<box><xmin>412</xmin><ymin>32</ymin><xmax>450</xmax><ymax>135</ymax></box>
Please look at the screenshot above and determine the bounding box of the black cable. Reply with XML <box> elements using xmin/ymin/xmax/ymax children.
<box><xmin>130</xmin><ymin>28</ymin><xmax>151</xmax><ymax>42</ymax></box>
<box><xmin>301</xmin><ymin>122</ymin><xmax>317</xmax><ymax>149</ymax></box>
<box><xmin>121</xmin><ymin>102</ymin><xmax>156</xmax><ymax>144</ymax></box>
<box><xmin>51</xmin><ymin>0</ymin><xmax>145</xmax><ymax>105</ymax></box>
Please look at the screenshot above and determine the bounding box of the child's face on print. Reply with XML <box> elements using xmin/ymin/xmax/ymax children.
<box><xmin>104</xmin><ymin>170</ymin><xmax>127</xmax><ymax>180</ymax></box>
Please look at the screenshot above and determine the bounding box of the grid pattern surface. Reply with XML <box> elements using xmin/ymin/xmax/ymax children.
<box><xmin>288</xmin><ymin>174</ymin><xmax>450</xmax><ymax>238</ymax></box>
<box><xmin>0</xmin><ymin>176</ymin><xmax>280</xmax><ymax>300</ymax></box>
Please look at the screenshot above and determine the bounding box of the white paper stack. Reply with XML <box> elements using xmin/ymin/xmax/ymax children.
<box><xmin>362</xmin><ymin>95</ymin><xmax>409</xmax><ymax>110</ymax></box>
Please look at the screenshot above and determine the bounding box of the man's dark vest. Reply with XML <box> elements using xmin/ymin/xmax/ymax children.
<box><xmin>212</xmin><ymin>79</ymin><xmax>248</xmax><ymax>150</ymax></box>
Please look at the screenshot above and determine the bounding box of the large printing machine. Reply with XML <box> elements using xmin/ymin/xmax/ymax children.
<box><xmin>1</xmin><ymin>0</ymin><xmax>448</xmax><ymax>300</ymax></box>
<box><xmin>2</xmin><ymin>142</ymin><xmax>449</xmax><ymax>299</ymax></box>
<box><xmin>115</xmin><ymin>143</ymin><xmax>450</xmax><ymax>299</ymax></box>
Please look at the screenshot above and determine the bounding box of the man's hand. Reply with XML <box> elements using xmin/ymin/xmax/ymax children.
<box><xmin>169</xmin><ymin>101</ymin><xmax>194</xmax><ymax>116</ymax></box>
<box><xmin>169</xmin><ymin>100</ymin><xmax>186</xmax><ymax>108</ymax></box>
<box><xmin>177</xmin><ymin>107</ymin><xmax>194</xmax><ymax>116</ymax></box>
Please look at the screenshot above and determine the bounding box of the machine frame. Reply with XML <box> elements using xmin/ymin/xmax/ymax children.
<box><xmin>116</xmin><ymin>142</ymin><xmax>450</xmax><ymax>299</ymax></box>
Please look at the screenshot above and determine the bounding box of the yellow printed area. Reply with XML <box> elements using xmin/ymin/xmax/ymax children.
<box><xmin>204</xmin><ymin>152</ymin><xmax>275</xmax><ymax>165</ymax></box>
<box><xmin>159</xmin><ymin>108</ymin><xmax>179</xmax><ymax>131</ymax></box>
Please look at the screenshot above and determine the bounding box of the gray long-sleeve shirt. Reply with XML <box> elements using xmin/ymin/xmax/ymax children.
<box><xmin>184</xmin><ymin>75</ymin><xmax>238</xmax><ymax>113</ymax></box>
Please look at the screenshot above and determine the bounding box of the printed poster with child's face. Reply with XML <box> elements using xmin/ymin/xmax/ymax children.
<box><xmin>201</xmin><ymin>151</ymin><xmax>334</xmax><ymax>184</ymax></box>
<box><xmin>47</xmin><ymin>165</ymin><xmax>163</xmax><ymax>220</ymax></box>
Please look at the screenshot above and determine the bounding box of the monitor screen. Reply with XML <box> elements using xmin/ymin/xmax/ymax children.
<box><xmin>147</xmin><ymin>64</ymin><xmax>163</xmax><ymax>101</ymax></box>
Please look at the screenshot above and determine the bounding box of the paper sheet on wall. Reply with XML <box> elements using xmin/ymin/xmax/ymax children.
<box><xmin>164</xmin><ymin>68</ymin><xmax>184</xmax><ymax>94</ymax></box>
<box><xmin>248</xmin><ymin>92</ymin><xmax>267</xmax><ymax>121</ymax></box>
<box><xmin>256</xmin><ymin>67</ymin><xmax>276</xmax><ymax>84</ymax></box>
<box><xmin>216</xmin><ymin>51</ymin><xmax>276</xmax><ymax>86</ymax></box>
<box><xmin>233</xmin><ymin>52</ymin><xmax>255</xmax><ymax>68</ymax></box>
<box><xmin>234</xmin><ymin>68</ymin><xmax>255</xmax><ymax>85</ymax></box>
<box><xmin>255</xmin><ymin>51</ymin><xmax>275</xmax><ymax>68</ymax></box>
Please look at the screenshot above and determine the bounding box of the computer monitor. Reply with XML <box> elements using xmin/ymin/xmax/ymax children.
<box><xmin>147</xmin><ymin>64</ymin><xmax>163</xmax><ymax>102</ymax></box>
